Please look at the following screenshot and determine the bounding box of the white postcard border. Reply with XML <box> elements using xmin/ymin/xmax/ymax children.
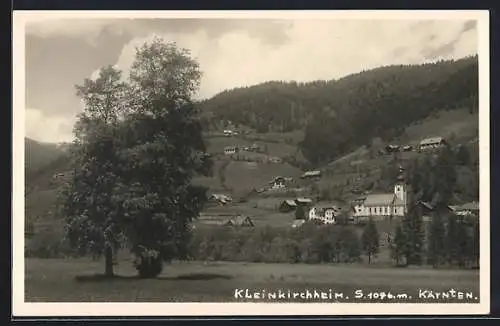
<box><xmin>12</xmin><ymin>9</ymin><xmax>491</xmax><ymax>317</ymax></box>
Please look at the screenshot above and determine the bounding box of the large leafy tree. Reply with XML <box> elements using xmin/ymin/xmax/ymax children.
<box><xmin>116</xmin><ymin>37</ymin><xmax>212</xmax><ymax>277</ymax></box>
<box><xmin>61</xmin><ymin>66</ymin><xmax>128</xmax><ymax>277</ymax></box>
<box><xmin>61</xmin><ymin>38</ymin><xmax>212</xmax><ymax>278</ymax></box>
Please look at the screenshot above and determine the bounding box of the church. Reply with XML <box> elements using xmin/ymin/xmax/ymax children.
<box><xmin>352</xmin><ymin>170</ymin><xmax>409</xmax><ymax>219</ymax></box>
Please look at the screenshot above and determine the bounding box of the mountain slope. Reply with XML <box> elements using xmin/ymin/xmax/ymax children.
<box><xmin>25</xmin><ymin>138</ymin><xmax>64</xmax><ymax>174</ymax></box>
<box><xmin>199</xmin><ymin>56</ymin><xmax>478</xmax><ymax>165</ymax></box>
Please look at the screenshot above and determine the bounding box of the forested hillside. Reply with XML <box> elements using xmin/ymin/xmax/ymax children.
<box><xmin>199</xmin><ymin>56</ymin><xmax>478</xmax><ymax>165</ymax></box>
<box><xmin>25</xmin><ymin>138</ymin><xmax>63</xmax><ymax>172</ymax></box>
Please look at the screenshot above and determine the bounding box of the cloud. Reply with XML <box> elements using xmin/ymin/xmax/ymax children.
<box><xmin>25</xmin><ymin>18</ymin><xmax>290</xmax><ymax>47</ymax></box>
<box><xmin>419</xmin><ymin>20</ymin><xmax>478</xmax><ymax>61</ymax></box>
<box><xmin>113</xmin><ymin>19</ymin><xmax>478</xmax><ymax>100</ymax></box>
<box><xmin>25</xmin><ymin>108</ymin><xmax>75</xmax><ymax>143</ymax></box>
<box><xmin>26</xmin><ymin>18</ymin><xmax>116</xmax><ymax>38</ymax></box>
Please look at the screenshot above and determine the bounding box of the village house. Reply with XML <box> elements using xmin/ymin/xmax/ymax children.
<box><xmin>224</xmin><ymin>146</ymin><xmax>238</xmax><ymax>155</ymax></box>
<box><xmin>248</xmin><ymin>143</ymin><xmax>260</xmax><ymax>152</ymax></box>
<box><xmin>268</xmin><ymin>156</ymin><xmax>283</xmax><ymax>164</ymax></box>
<box><xmin>308</xmin><ymin>204</ymin><xmax>341</xmax><ymax>224</ymax></box>
<box><xmin>351</xmin><ymin>196</ymin><xmax>367</xmax><ymax>215</ymax></box>
<box><xmin>385</xmin><ymin>144</ymin><xmax>401</xmax><ymax>153</ymax></box>
<box><xmin>401</xmin><ymin>145</ymin><xmax>413</xmax><ymax>152</ymax></box>
<box><xmin>352</xmin><ymin>175</ymin><xmax>408</xmax><ymax>219</ymax></box>
<box><xmin>269</xmin><ymin>176</ymin><xmax>287</xmax><ymax>189</ymax></box>
<box><xmin>449</xmin><ymin>201</ymin><xmax>480</xmax><ymax>217</ymax></box>
<box><xmin>270</xmin><ymin>183</ymin><xmax>286</xmax><ymax>190</ymax></box>
<box><xmin>418</xmin><ymin>137</ymin><xmax>447</xmax><ymax>151</ymax></box>
<box><xmin>417</xmin><ymin>201</ymin><xmax>437</xmax><ymax>222</ymax></box>
<box><xmin>295</xmin><ymin>197</ymin><xmax>313</xmax><ymax>207</ymax></box>
<box><xmin>301</xmin><ymin>170</ymin><xmax>322</xmax><ymax>179</ymax></box>
<box><xmin>416</xmin><ymin>200</ymin><xmax>455</xmax><ymax>222</ymax></box>
<box><xmin>279</xmin><ymin>199</ymin><xmax>298</xmax><ymax>213</ymax></box>
<box><xmin>223</xmin><ymin>129</ymin><xmax>239</xmax><ymax>137</ymax></box>
<box><xmin>208</xmin><ymin>194</ymin><xmax>233</xmax><ymax>205</ymax></box>
<box><xmin>222</xmin><ymin>215</ymin><xmax>255</xmax><ymax>227</ymax></box>
<box><xmin>417</xmin><ymin>200</ymin><xmax>435</xmax><ymax>214</ymax></box>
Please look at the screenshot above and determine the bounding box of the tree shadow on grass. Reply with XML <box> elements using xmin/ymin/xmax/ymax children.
<box><xmin>74</xmin><ymin>272</ymin><xmax>233</xmax><ymax>283</ymax></box>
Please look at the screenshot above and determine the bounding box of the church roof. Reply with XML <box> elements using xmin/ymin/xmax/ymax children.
<box><xmin>363</xmin><ymin>194</ymin><xmax>404</xmax><ymax>206</ymax></box>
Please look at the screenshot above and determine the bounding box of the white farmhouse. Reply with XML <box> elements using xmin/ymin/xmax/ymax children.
<box><xmin>309</xmin><ymin>204</ymin><xmax>340</xmax><ymax>224</ymax></box>
<box><xmin>224</xmin><ymin>146</ymin><xmax>238</xmax><ymax>155</ymax></box>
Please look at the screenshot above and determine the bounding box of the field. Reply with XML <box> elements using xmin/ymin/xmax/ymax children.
<box><xmin>400</xmin><ymin>108</ymin><xmax>478</xmax><ymax>145</ymax></box>
<box><xmin>224</xmin><ymin>161</ymin><xmax>303</xmax><ymax>194</ymax></box>
<box><xmin>25</xmin><ymin>258</ymin><xmax>480</xmax><ymax>303</ymax></box>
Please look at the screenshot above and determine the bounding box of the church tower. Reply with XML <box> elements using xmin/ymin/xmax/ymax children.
<box><xmin>394</xmin><ymin>165</ymin><xmax>408</xmax><ymax>213</ymax></box>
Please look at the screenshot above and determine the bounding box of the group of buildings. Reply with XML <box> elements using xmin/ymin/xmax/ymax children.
<box><xmin>382</xmin><ymin>136</ymin><xmax>448</xmax><ymax>155</ymax></box>
<box><xmin>204</xmin><ymin>135</ymin><xmax>477</xmax><ymax>229</ymax></box>
<box><xmin>224</xmin><ymin>143</ymin><xmax>261</xmax><ymax>155</ymax></box>
<box><xmin>278</xmin><ymin>172</ymin><xmax>409</xmax><ymax>226</ymax></box>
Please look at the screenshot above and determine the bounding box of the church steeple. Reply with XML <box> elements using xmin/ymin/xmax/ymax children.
<box><xmin>396</xmin><ymin>165</ymin><xmax>405</xmax><ymax>182</ymax></box>
<box><xmin>394</xmin><ymin>165</ymin><xmax>408</xmax><ymax>213</ymax></box>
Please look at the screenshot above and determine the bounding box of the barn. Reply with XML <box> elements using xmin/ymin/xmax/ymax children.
<box><xmin>222</xmin><ymin>215</ymin><xmax>255</xmax><ymax>227</ymax></box>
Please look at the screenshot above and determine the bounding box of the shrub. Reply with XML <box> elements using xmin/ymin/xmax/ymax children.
<box><xmin>134</xmin><ymin>248</ymin><xmax>164</xmax><ymax>278</ymax></box>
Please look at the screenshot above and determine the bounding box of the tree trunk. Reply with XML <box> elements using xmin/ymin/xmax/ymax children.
<box><xmin>104</xmin><ymin>245</ymin><xmax>114</xmax><ymax>277</ymax></box>
<box><xmin>368</xmin><ymin>253</ymin><xmax>371</xmax><ymax>264</ymax></box>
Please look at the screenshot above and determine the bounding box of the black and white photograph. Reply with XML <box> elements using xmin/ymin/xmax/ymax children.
<box><xmin>13</xmin><ymin>10</ymin><xmax>490</xmax><ymax>316</ymax></box>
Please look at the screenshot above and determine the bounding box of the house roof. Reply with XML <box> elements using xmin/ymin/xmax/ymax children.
<box><xmin>283</xmin><ymin>200</ymin><xmax>298</xmax><ymax>206</ymax></box>
<box><xmin>352</xmin><ymin>196</ymin><xmax>367</xmax><ymax>204</ymax></box>
<box><xmin>296</xmin><ymin>197</ymin><xmax>312</xmax><ymax>204</ymax></box>
<box><xmin>419</xmin><ymin>137</ymin><xmax>444</xmax><ymax>146</ymax></box>
<box><xmin>313</xmin><ymin>203</ymin><xmax>339</xmax><ymax>211</ymax></box>
<box><xmin>418</xmin><ymin>201</ymin><xmax>434</xmax><ymax>210</ymax></box>
<box><xmin>302</xmin><ymin>170</ymin><xmax>321</xmax><ymax>177</ymax></box>
<box><xmin>363</xmin><ymin>193</ymin><xmax>403</xmax><ymax>206</ymax></box>
<box><xmin>211</xmin><ymin>194</ymin><xmax>232</xmax><ymax>200</ymax></box>
<box><xmin>224</xmin><ymin>215</ymin><xmax>254</xmax><ymax>226</ymax></box>
<box><xmin>459</xmin><ymin>202</ymin><xmax>480</xmax><ymax>211</ymax></box>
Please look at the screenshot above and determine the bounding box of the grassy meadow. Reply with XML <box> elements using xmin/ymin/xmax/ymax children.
<box><xmin>25</xmin><ymin>258</ymin><xmax>480</xmax><ymax>303</ymax></box>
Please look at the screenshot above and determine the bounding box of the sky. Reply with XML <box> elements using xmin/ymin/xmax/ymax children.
<box><xmin>22</xmin><ymin>14</ymin><xmax>479</xmax><ymax>143</ymax></box>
